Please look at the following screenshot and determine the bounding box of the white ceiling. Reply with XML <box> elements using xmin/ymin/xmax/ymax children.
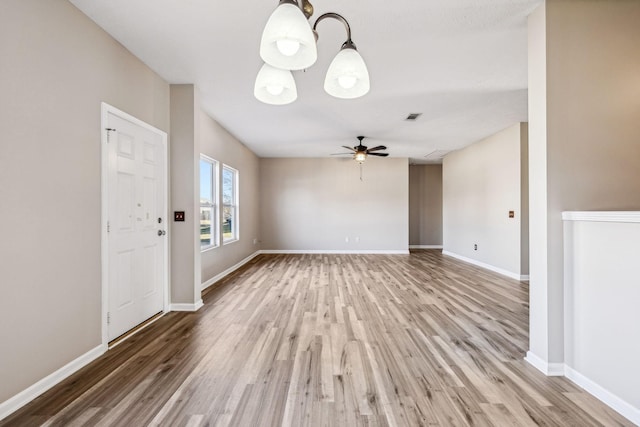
<box><xmin>69</xmin><ymin>0</ymin><xmax>541</xmax><ymax>163</ymax></box>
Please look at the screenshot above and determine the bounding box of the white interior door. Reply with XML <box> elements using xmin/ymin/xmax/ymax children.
<box><xmin>106</xmin><ymin>110</ymin><xmax>166</xmax><ymax>341</ymax></box>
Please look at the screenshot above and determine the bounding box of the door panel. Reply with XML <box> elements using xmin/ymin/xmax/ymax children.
<box><xmin>117</xmin><ymin>172</ymin><xmax>135</xmax><ymax>231</ymax></box>
<box><xmin>115</xmin><ymin>249</ymin><xmax>135</xmax><ymax>309</ymax></box>
<box><xmin>141</xmin><ymin>244</ymin><xmax>157</xmax><ymax>298</ymax></box>
<box><xmin>107</xmin><ymin>112</ymin><xmax>166</xmax><ymax>341</ymax></box>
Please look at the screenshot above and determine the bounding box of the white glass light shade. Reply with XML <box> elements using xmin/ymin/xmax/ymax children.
<box><xmin>354</xmin><ymin>152</ymin><xmax>367</xmax><ymax>163</ymax></box>
<box><xmin>260</xmin><ymin>1</ymin><xmax>317</xmax><ymax>71</ymax></box>
<box><xmin>324</xmin><ymin>47</ymin><xmax>370</xmax><ymax>99</ymax></box>
<box><xmin>254</xmin><ymin>63</ymin><xmax>297</xmax><ymax>105</ymax></box>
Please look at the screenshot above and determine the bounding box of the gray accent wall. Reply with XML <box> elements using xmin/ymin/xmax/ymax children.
<box><xmin>0</xmin><ymin>0</ymin><xmax>170</xmax><ymax>403</ymax></box>
<box><xmin>259</xmin><ymin>158</ymin><xmax>409</xmax><ymax>252</ymax></box>
<box><xmin>408</xmin><ymin>165</ymin><xmax>443</xmax><ymax>246</ymax></box>
<box><xmin>443</xmin><ymin>123</ymin><xmax>529</xmax><ymax>277</ymax></box>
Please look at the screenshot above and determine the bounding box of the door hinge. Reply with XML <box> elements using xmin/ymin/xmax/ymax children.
<box><xmin>105</xmin><ymin>128</ymin><xmax>116</xmax><ymax>143</ymax></box>
<box><xmin>107</xmin><ymin>221</ymin><xmax>110</xmax><ymax>233</ymax></box>
<box><xmin>107</xmin><ymin>312</ymin><xmax>111</xmax><ymax>324</ymax></box>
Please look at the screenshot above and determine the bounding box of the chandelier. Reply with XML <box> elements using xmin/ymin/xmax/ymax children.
<box><xmin>254</xmin><ymin>0</ymin><xmax>370</xmax><ymax>105</ymax></box>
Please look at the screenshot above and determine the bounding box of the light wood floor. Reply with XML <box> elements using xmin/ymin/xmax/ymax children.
<box><xmin>2</xmin><ymin>251</ymin><xmax>633</xmax><ymax>426</ymax></box>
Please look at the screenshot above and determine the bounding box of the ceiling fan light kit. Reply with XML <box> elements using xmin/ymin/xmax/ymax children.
<box><xmin>256</xmin><ymin>0</ymin><xmax>370</xmax><ymax>105</ymax></box>
<box><xmin>334</xmin><ymin>136</ymin><xmax>389</xmax><ymax>164</ymax></box>
<box><xmin>354</xmin><ymin>151</ymin><xmax>367</xmax><ymax>163</ymax></box>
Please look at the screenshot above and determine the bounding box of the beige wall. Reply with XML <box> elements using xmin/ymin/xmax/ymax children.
<box><xmin>528</xmin><ymin>0</ymin><xmax>640</xmax><ymax>366</ymax></box>
<box><xmin>443</xmin><ymin>123</ymin><xmax>528</xmax><ymax>277</ymax></box>
<box><xmin>199</xmin><ymin>109</ymin><xmax>261</xmax><ymax>284</ymax></box>
<box><xmin>527</xmin><ymin>2</ymin><xmax>551</xmax><ymax>364</ymax></box>
<box><xmin>520</xmin><ymin>123</ymin><xmax>529</xmax><ymax>277</ymax></box>
<box><xmin>0</xmin><ymin>0</ymin><xmax>170</xmax><ymax>403</ymax></box>
<box><xmin>563</xmin><ymin>216</ymin><xmax>640</xmax><ymax>417</ymax></box>
<box><xmin>260</xmin><ymin>158</ymin><xmax>409</xmax><ymax>251</ymax></box>
<box><xmin>170</xmin><ymin>85</ymin><xmax>201</xmax><ymax>305</ymax></box>
<box><xmin>408</xmin><ymin>165</ymin><xmax>443</xmax><ymax>246</ymax></box>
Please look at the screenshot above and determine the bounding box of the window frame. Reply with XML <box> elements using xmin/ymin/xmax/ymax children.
<box><xmin>199</xmin><ymin>155</ymin><xmax>219</xmax><ymax>251</ymax></box>
<box><xmin>222</xmin><ymin>164</ymin><xmax>239</xmax><ymax>244</ymax></box>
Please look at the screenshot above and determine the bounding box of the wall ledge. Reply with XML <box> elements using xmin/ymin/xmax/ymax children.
<box><xmin>562</xmin><ymin>211</ymin><xmax>640</xmax><ymax>223</ymax></box>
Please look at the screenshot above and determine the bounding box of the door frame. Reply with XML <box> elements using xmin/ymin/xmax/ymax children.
<box><xmin>100</xmin><ymin>102</ymin><xmax>170</xmax><ymax>347</ymax></box>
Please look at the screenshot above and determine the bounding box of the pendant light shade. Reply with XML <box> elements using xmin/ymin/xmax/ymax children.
<box><xmin>256</xmin><ymin>4</ymin><xmax>371</xmax><ymax>103</ymax></box>
<box><xmin>260</xmin><ymin>0</ymin><xmax>317</xmax><ymax>71</ymax></box>
<box><xmin>324</xmin><ymin>44</ymin><xmax>370</xmax><ymax>99</ymax></box>
<box><xmin>254</xmin><ymin>63</ymin><xmax>297</xmax><ymax>105</ymax></box>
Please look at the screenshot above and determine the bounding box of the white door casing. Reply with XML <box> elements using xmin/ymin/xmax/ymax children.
<box><xmin>101</xmin><ymin>103</ymin><xmax>168</xmax><ymax>343</ymax></box>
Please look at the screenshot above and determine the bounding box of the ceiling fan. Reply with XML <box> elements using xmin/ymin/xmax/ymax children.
<box><xmin>332</xmin><ymin>136</ymin><xmax>389</xmax><ymax>163</ymax></box>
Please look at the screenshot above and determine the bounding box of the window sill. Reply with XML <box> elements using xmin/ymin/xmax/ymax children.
<box><xmin>201</xmin><ymin>245</ymin><xmax>219</xmax><ymax>253</ymax></box>
<box><xmin>223</xmin><ymin>238</ymin><xmax>239</xmax><ymax>246</ymax></box>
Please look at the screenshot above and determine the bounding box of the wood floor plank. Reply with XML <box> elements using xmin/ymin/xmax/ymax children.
<box><xmin>1</xmin><ymin>251</ymin><xmax>634</xmax><ymax>427</ymax></box>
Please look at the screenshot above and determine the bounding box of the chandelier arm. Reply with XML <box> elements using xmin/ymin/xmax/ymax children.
<box><xmin>300</xmin><ymin>0</ymin><xmax>314</xmax><ymax>19</ymax></box>
<box><xmin>313</xmin><ymin>12</ymin><xmax>352</xmax><ymax>44</ymax></box>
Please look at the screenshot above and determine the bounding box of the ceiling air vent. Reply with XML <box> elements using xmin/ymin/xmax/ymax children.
<box><xmin>424</xmin><ymin>150</ymin><xmax>450</xmax><ymax>161</ymax></box>
<box><xmin>405</xmin><ymin>113</ymin><xmax>422</xmax><ymax>121</ymax></box>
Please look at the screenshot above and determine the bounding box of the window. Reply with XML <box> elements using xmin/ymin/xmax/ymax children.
<box><xmin>222</xmin><ymin>165</ymin><xmax>238</xmax><ymax>243</ymax></box>
<box><xmin>200</xmin><ymin>156</ymin><xmax>219</xmax><ymax>250</ymax></box>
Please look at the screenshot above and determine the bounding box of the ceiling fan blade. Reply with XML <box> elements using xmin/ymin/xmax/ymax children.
<box><xmin>366</xmin><ymin>145</ymin><xmax>387</xmax><ymax>152</ymax></box>
<box><xmin>368</xmin><ymin>152</ymin><xmax>389</xmax><ymax>157</ymax></box>
<box><xmin>342</xmin><ymin>145</ymin><xmax>356</xmax><ymax>152</ymax></box>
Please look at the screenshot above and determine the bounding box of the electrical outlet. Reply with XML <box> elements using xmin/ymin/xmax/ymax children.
<box><xmin>253</xmin><ymin>238</ymin><xmax>258</xmax><ymax>245</ymax></box>
<box><xmin>474</xmin><ymin>244</ymin><xmax>478</xmax><ymax>251</ymax></box>
<box><xmin>345</xmin><ymin>237</ymin><xmax>349</xmax><ymax>243</ymax></box>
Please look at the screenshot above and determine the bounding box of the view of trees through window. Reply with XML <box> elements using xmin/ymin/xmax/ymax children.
<box><xmin>222</xmin><ymin>165</ymin><xmax>238</xmax><ymax>242</ymax></box>
<box><xmin>200</xmin><ymin>157</ymin><xmax>217</xmax><ymax>250</ymax></box>
<box><xmin>199</xmin><ymin>158</ymin><xmax>237</xmax><ymax>247</ymax></box>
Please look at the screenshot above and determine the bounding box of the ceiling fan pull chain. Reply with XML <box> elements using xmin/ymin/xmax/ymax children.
<box><xmin>360</xmin><ymin>163</ymin><xmax>363</xmax><ymax>181</ymax></box>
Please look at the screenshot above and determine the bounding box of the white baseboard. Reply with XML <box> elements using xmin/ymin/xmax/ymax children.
<box><xmin>0</xmin><ymin>344</ymin><xmax>106</xmax><ymax>421</ymax></box>
<box><xmin>170</xmin><ymin>299</ymin><xmax>203</xmax><ymax>312</ymax></box>
<box><xmin>442</xmin><ymin>250</ymin><xmax>528</xmax><ymax>281</ymax></box>
<box><xmin>201</xmin><ymin>250</ymin><xmax>261</xmax><ymax>291</ymax></box>
<box><xmin>409</xmin><ymin>245</ymin><xmax>443</xmax><ymax>249</ymax></box>
<box><xmin>259</xmin><ymin>249</ymin><xmax>410</xmax><ymax>255</ymax></box>
<box><xmin>524</xmin><ymin>351</ymin><xmax>565</xmax><ymax>376</ymax></box>
<box><xmin>564</xmin><ymin>365</ymin><xmax>640</xmax><ymax>425</ymax></box>
<box><xmin>524</xmin><ymin>353</ymin><xmax>639</xmax><ymax>424</ymax></box>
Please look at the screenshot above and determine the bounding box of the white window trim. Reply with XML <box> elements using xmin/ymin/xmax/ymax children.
<box><xmin>200</xmin><ymin>155</ymin><xmax>219</xmax><ymax>251</ymax></box>
<box><xmin>222</xmin><ymin>164</ymin><xmax>239</xmax><ymax>244</ymax></box>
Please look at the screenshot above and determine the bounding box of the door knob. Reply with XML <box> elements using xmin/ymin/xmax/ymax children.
<box><xmin>157</xmin><ymin>230</ymin><xmax>166</xmax><ymax>236</ymax></box>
